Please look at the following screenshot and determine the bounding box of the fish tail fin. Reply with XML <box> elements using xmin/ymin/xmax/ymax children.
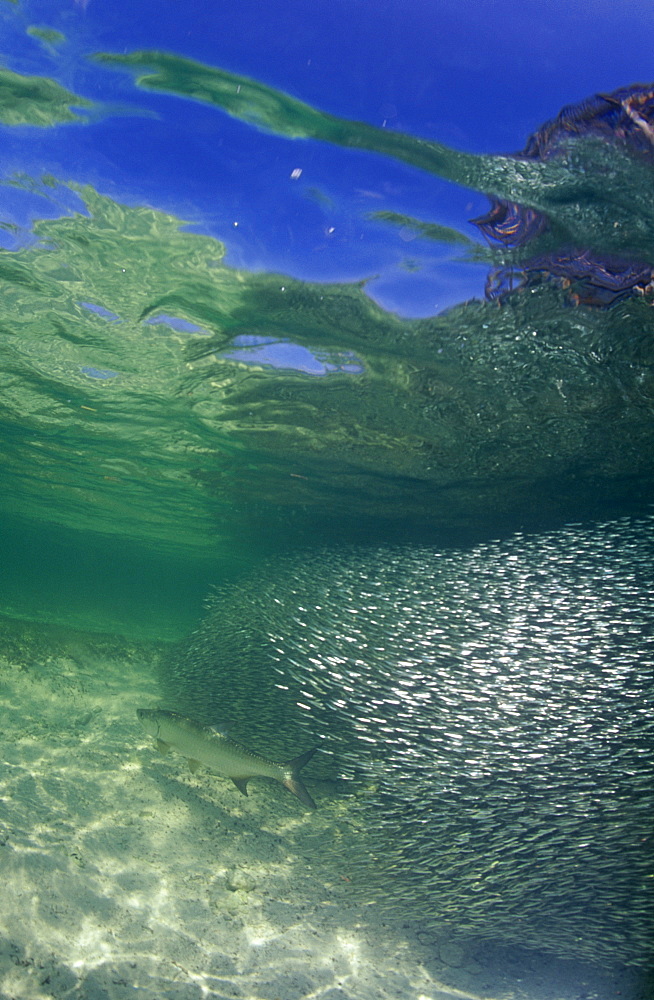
<box><xmin>283</xmin><ymin>746</ymin><xmax>318</xmax><ymax>809</ymax></box>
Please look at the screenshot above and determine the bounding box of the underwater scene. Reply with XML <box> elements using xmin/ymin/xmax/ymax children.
<box><xmin>0</xmin><ymin>1</ymin><xmax>653</xmax><ymax>998</ymax></box>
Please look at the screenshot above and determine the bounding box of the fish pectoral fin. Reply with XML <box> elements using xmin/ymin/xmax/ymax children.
<box><xmin>231</xmin><ymin>777</ymin><xmax>249</xmax><ymax>796</ymax></box>
<box><xmin>155</xmin><ymin>739</ymin><xmax>171</xmax><ymax>754</ymax></box>
<box><xmin>187</xmin><ymin>759</ymin><xmax>201</xmax><ymax>773</ymax></box>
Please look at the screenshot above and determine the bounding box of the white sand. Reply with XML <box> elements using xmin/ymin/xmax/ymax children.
<box><xmin>0</xmin><ymin>625</ymin><xmax>635</xmax><ymax>1000</ymax></box>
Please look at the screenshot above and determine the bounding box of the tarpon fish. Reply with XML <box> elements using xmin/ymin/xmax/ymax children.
<box><xmin>137</xmin><ymin>708</ymin><xmax>317</xmax><ymax>809</ymax></box>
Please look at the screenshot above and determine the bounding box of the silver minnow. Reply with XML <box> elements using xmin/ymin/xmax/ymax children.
<box><xmin>137</xmin><ymin>708</ymin><xmax>317</xmax><ymax>809</ymax></box>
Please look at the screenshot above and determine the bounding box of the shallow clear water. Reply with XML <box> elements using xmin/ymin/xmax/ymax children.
<box><xmin>0</xmin><ymin>4</ymin><xmax>653</xmax><ymax>998</ymax></box>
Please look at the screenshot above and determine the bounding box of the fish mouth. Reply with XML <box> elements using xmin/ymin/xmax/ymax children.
<box><xmin>136</xmin><ymin>707</ymin><xmax>160</xmax><ymax>736</ymax></box>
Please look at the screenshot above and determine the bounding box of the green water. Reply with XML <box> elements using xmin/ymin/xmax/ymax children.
<box><xmin>1</xmin><ymin>50</ymin><xmax>653</xmax><ymax>640</ymax></box>
<box><xmin>0</xmin><ymin>45</ymin><xmax>653</xmax><ymax>998</ymax></box>
<box><xmin>0</xmin><ymin>514</ymin><xmax>215</xmax><ymax>639</ymax></box>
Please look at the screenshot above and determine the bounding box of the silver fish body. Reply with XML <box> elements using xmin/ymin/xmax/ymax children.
<box><xmin>159</xmin><ymin>513</ymin><xmax>654</xmax><ymax>970</ymax></box>
<box><xmin>137</xmin><ymin>708</ymin><xmax>317</xmax><ymax>809</ymax></box>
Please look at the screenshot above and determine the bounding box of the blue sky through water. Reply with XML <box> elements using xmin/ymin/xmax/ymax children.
<box><xmin>2</xmin><ymin>0</ymin><xmax>654</xmax><ymax>322</ymax></box>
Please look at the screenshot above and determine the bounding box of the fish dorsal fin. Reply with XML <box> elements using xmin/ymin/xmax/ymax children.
<box><xmin>231</xmin><ymin>777</ymin><xmax>249</xmax><ymax>796</ymax></box>
<box><xmin>187</xmin><ymin>759</ymin><xmax>201</xmax><ymax>773</ymax></box>
<box><xmin>155</xmin><ymin>739</ymin><xmax>171</xmax><ymax>754</ymax></box>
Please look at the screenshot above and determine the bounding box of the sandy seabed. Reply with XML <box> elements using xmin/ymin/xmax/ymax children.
<box><xmin>0</xmin><ymin>622</ymin><xmax>641</xmax><ymax>1000</ymax></box>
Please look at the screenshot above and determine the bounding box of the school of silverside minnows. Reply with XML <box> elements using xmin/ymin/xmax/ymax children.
<box><xmin>161</xmin><ymin>514</ymin><xmax>654</xmax><ymax>970</ymax></box>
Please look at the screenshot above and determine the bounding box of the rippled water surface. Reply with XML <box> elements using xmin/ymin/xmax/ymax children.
<box><xmin>0</xmin><ymin>2</ymin><xmax>653</xmax><ymax>996</ymax></box>
<box><xmin>1</xmin><ymin>12</ymin><xmax>654</xmax><ymax>593</ymax></box>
